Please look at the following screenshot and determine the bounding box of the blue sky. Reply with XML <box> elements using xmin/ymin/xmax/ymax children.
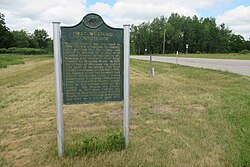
<box><xmin>86</xmin><ymin>0</ymin><xmax>250</xmax><ymax>18</ymax></box>
<box><xmin>202</xmin><ymin>0</ymin><xmax>250</xmax><ymax>17</ymax></box>
<box><xmin>86</xmin><ymin>0</ymin><xmax>116</xmax><ymax>6</ymax></box>
<box><xmin>0</xmin><ymin>0</ymin><xmax>249</xmax><ymax>39</ymax></box>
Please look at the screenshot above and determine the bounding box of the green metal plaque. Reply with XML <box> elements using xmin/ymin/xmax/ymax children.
<box><xmin>61</xmin><ymin>13</ymin><xmax>124</xmax><ymax>104</ymax></box>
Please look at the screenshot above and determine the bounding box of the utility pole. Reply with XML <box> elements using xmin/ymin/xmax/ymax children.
<box><xmin>163</xmin><ymin>29</ymin><xmax>166</xmax><ymax>54</ymax></box>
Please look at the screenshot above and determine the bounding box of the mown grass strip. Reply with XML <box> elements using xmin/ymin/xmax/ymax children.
<box><xmin>132</xmin><ymin>59</ymin><xmax>250</xmax><ymax>166</ymax></box>
<box><xmin>0</xmin><ymin>60</ymin><xmax>53</xmax><ymax>87</ymax></box>
<box><xmin>0</xmin><ymin>57</ymin><xmax>249</xmax><ymax>166</ymax></box>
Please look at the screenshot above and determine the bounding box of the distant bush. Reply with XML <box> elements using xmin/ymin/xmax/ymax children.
<box><xmin>239</xmin><ymin>50</ymin><xmax>250</xmax><ymax>54</ymax></box>
<box><xmin>195</xmin><ymin>51</ymin><xmax>201</xmax><ymax>54</ymax></box>
<box><xmin>0</xmin><ymin>48</ymin><xmax>8</xmax><ymax>54</ymax></box>
<box><xmin>0</xmin><ymin>47</ymin><xmax>47</xmax><ymax>55</ymax></box>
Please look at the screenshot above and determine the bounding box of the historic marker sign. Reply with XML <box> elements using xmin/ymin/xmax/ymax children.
<box><xmin>61</xmin><ymin>13</ymin><xmax>124</xmax><ymax>104</ymax></box>
<box><xmin>53</xmin><ymin>14</ymin><xmax>130</xmax><ymax>157</ymax></box>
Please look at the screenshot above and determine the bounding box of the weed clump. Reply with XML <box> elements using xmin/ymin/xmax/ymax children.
<box><xmin>65</xmin><ymin>132</ymin><xmax>125</xmax><ymax>157</ymax></box>
<box><xmin>239</xmin><ymin>49</ymin><xmax>250</xmax><ymax>54</ymax></box>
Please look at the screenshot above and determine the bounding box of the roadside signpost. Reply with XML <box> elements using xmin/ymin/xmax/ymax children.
<box><xmin>52</xmin><ymin>13</ymin><xmax>130</xmax><ymax>157</ymax></box>
<box><xmin>186</xmin><ymin>44</ymin><xmax>189</xmax><ymax>54</ymax></box>
<box><xmin>176</xmin><ymin>51</ymin><xmax>179</xmax><ymax>65</ymax></box>
<box><xmin>150</xmin><ymin>55</ymin><xmax>154</xmax><ymax>77</ymax></box>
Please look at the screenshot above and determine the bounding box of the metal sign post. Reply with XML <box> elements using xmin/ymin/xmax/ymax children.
<box><xmin>186</xmin><ymin>44</ymin><xmax>189</xmax><ymax>54</ymax></box>
<box><xmin>123</xmin><ymin>24</ymin><xmax>130</xmax><ymax>148</ymax></box>
<box><xmin>150</xmin><ymin>56</ymin><xmax>154</xmax><ymax>77</ymax></box>
<box><xmin>176</xmin><ymin>51</ymin><xmax>179</xmax><ymax>65</ymax></box>
<box><xmin>53</xmin><ymin>22</ymin><xmax>64</xmax><ymax>158</ymax></box>
<box><xmin>150</xmin><ymin>55</ymin><xmax>152</xmax><ymax>71</ymax></box>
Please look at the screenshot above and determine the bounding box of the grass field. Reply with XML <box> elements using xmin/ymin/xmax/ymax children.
<box><xmin>0</xmin><ymin>54</ymin><xmax>24</xmax><ymax>68</ymax></box>
<box><xmin>133</xmin><ymin>53</ymin><xmax>250</xmax><ymax>60</ymax></box>
<box><xmin>0</xmin><ymin>54</ymin><xmax>53</xmax><ymax>69</ymax></box>
<box><xmin>0</xmin><ymin>54</ymin><xmax>250</xmax><ymax>166</ymax></box>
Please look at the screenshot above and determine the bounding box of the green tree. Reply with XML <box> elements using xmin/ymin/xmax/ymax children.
<box><xmin>150</xmin><ymin>16</ymin><xmax>166</xmax><ymax>54</ymax></box>
<box><xmin>46</xmin><ymin>38</ymin><xmax>53</xmax><ymax>53</ymax></box>
<box><xmin>130</xmin><ymin>13</ymin><xmax>248</xmax><ymax>54</ymax></box>
<box><xmin>229</xmin><ymin>34</ymin><xmax>245</xmax><ymax>53</ymax></box>
<box><xmin>217</xmin><ymin>23</ymin><xmax>231</xmax><ymax>53</ymax></box>
<box><xmin>33</xmin><ymin>29</ymin><xmax>49</xmax><ymax>49</ymax></box>
<box><xmin>245</xmin><ymin>40</ymin><xmax>250</xmax><ymax>51</ymax></box>
<box><xmin>12</xmin><ymin>30</ymin><xmax>33</xmax><ymax>48</ymax></box>
<box><xmin>0</xmin><ymin>13</ymin><xmax>14</xmax><ymax>48</ymax></box>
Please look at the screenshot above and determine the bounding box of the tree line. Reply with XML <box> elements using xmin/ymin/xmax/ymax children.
<box><xmin>0</xmin><ymin>13</ymin><xmax>52</xmax><ymax>52</ymax></box>
<box><xmin>1</xmin><ymin>12</ymin><xmax>250</xmax><ymax>55</ymax></box>
<box><xmin>130</xmin><ymin>13</ymin><xmax>250</xmax><ymax>54</ymax></box>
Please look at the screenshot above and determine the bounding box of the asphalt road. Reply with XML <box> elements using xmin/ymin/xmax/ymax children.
<box><xmin>131</xmin><ymin>56</ymin><xmax>250</xmax><ymax>76</ymax></box>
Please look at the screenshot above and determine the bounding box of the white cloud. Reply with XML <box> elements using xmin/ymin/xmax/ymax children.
<box><xmin>88</xmin><ymin>0</ymin><xmax>200</xmax><ymax>27</ymax></box>
<box><xmin>87</xmin><ymin>0</ymin><xmax>234</xmax><ymax>28</ymax></box>
<box><xmin>217</xmin><ymin>5</ymin><xmax>250</xmax><ymax>39</ymax></box>
<box><xmin>0</xmin><ymin>0</ymin><xmax>249</xmax><ymax>39</ymax></box>
<box><xmin>1</xmin><ymin>0</ymin><xmax>86</xmax><ymax>36</ymax></box>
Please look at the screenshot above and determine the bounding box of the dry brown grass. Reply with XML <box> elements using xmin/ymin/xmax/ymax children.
<box><xmin>0</xmin><ymin>57</ymin><xmax>249</xmax><ymax>166</ymax></box>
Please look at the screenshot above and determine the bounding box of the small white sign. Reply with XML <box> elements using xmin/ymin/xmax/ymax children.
<box><xmin>186</xmin><ymin>44</ymin><xmax>189</xmax><ymax>49</ymax></box>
